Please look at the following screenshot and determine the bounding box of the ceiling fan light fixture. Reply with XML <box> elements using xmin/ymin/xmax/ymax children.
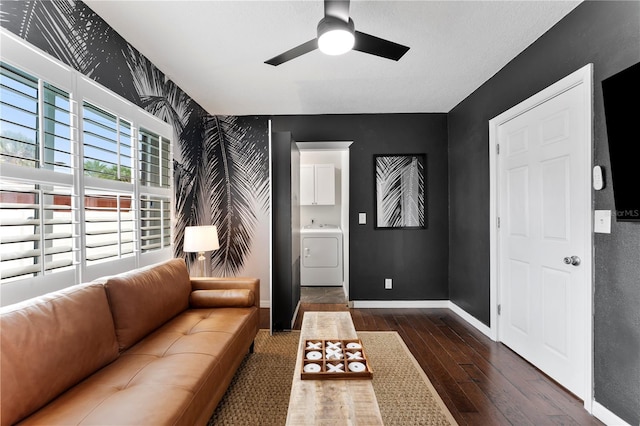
<box><xmin>265</xmin><ymin>0</ymin><xmax>410</xmax><ymax>66</ymax></box>
<box><xmin>317</xmin><ymin>17</ymin><xmax>355</xmax><ymax>56</ymax></box>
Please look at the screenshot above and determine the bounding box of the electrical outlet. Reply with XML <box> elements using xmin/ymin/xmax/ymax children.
<box><xmin>385</xmin><ymin>278</ymin><xmax>392</xmax><ymax>289</ymax></box>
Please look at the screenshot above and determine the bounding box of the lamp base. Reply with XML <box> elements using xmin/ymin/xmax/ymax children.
<box><xmin>197</xmin><ymin>252</ymin><xmax>207</xmax><ymax>277</ymax></box>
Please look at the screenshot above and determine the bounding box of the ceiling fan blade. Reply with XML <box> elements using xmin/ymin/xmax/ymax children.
<box><xmin>324</xmin><ymin>0</ymin><xmax>350</xmax><ymax>22</ymax></box>
<box><xmin>353</xmin><ymin>31</ymin><xmax>410</xmax><ymax>61</ymax></box>
<box><xmin>265</xmin><ymin>39</ymin><xmax>318</xmax><ymax>66</ymax></box>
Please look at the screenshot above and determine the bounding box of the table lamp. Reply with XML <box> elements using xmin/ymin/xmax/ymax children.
<box><xmin>183</xmin><ymin>225</ymin><xmax>219</xmax><ymax>277</ymax></box>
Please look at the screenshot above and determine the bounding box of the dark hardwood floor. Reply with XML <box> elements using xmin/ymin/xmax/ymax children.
<box><xmin>260</xmin><ymin>304</ymin><xmax>602</xmax><ymax>426</ymax></box>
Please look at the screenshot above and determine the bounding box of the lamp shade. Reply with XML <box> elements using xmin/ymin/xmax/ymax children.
<box><xmin>183</xmin><ymin>226</ymin><xmax>220</xmax><ymax>253</ymax></box>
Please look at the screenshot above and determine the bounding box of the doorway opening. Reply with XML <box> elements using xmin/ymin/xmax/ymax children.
<box><xmin>296</xmin><ymin>141</ymin><xmax>352</xmax><ymax>303</ymax></box>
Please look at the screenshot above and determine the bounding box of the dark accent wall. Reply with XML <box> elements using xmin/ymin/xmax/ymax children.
<box><xmin>272</xmin><ymin>114</ymin><xmax>449</xmax><ymax>301</ymax></box>
<box><xmin>448</xmin><ymin>2</ymin><xmax>640</xmax><ymax>423</ymax></box>
<box><xmin>271</xmin><ymin>132</ymin><xmax>300</xmax><ymax>330</ymax></box>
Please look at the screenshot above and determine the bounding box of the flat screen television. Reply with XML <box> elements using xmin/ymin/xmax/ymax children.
<box><xmin>602</xmin><ymin>62</ymin><xmax>640</xmax><ymax>222</ymax></box>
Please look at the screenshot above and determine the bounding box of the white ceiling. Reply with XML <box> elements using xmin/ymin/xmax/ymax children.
<box><xmin>85</xmin><ymin>0</ymin><xmax>581</xmax><ymax>116</ymax></box>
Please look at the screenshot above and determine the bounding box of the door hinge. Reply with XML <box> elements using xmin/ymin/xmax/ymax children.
<box><xmin>497</xmin><ymin>217</ymin><xmax>501</xmax><ymax>228</ymax></box>
<box><xmin>498</xmin><ymin>304</ymin><xmax>502</xmax><ymax>315</ymax></box>
<box><xmin>496</xmin><ymin>144</ymin><xmax>500</xmax><ymax>155</ymax></box>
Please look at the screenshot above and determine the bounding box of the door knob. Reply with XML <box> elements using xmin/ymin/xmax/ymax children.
<box><xmin>563</xmin><ymin>255</ymin><xmax>581</xmax><ymax>266</ymax></box>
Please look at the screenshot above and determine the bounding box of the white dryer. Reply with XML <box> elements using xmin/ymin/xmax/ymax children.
<box><xmin>300</xmin><ymin>224</ymin><xmax>343</xmax><ymax>286</ymax></box>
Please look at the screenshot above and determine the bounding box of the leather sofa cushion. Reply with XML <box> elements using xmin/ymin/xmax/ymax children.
<box><xmin>17</xmin><ymin>307</ymin><xmax>259</xmax><ymax>426</ymax></box>
<box><xmin>190</xmin><ymin>289</ymin><xmax>255</xmax><ymax>308</ymax></box>
<box><xmin>0</xmin><ymin>283</ymin><xmax>118</xmax><ymax>426</ymax></box>
<box><xmin>191</xmin><ymin>277</ymin><xmax>260</xmax><ymax>308</ymax></box>
<box><xmin>104</xmin><ymin>258</ymin><xmax>191</xmax><ymax>352</ymax></box>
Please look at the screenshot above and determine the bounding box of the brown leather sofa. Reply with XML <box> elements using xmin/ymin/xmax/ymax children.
<box><xmin>1</xmin><ymin>258</ymin><xmax>259</xmax><ymax>425</ymax></box>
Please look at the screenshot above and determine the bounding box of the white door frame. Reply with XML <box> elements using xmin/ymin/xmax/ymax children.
<box><xmin>488</xmin><ymin>64</ymin><xmax>594</xmax><ymax>411</ymax></box>
<box><xmin>296</xmin><ymin>141</ymin><xmax>353</xmax><ymax>301</ymax></box>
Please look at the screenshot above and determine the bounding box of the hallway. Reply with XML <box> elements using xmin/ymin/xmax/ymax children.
<box><xmin>300</xmin><ymin>286</ymin><xmax>347</xmax><ymax>304</ymax></box>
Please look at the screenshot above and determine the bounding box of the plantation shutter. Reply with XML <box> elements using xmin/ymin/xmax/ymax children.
<box><xmin>1</xmin><ymin>63</ymin><xmax>77</xmax><ymax>282</ymax></box>
<box><xmin>1</xmin><ymin>57</ymin><xmax>173</xmax><ymax>288</ymax></box>
<box><xmin>1</xmin><ymin>64</ymin><xmax>73</xmax><ymax>172</ymax></box>
<box><xmin>0</xmin><ymin>181</ymin><xmax>76</xmax><ymax>281</ymax></box>
<box><xmin>82</xmin><ymin>102</ymin><xmax>132</xmax><ymax>181</ymax></box>
<box><xmin>138</xmin><ymin>128</ymin><xmax>171</xmax><ymax>254</ymax></box>
<box><xmin>0</xmin><ymin>63</ymin><xmax>39</xmax><ymax>167</ymax></box>
<box><xmin>42</xmin><ymin>83</ymin><xmax>73</xmax><ymax>173</ymax></box>
<box><xmin>139</xmin><ymin>128</ymin><xmax>170</xmax><ymax>188</ymax></box>
<box><xmin>84</xmin><ymin>191</ymin><xmax>135</xmax><ymax>263</ymax></box>
<box><xmin>140</xmin><ymin>195</ymin><xmax>171</xmax><ymax>253</ymax></box>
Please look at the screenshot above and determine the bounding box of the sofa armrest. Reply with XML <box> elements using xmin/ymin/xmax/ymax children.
<box><xmin>190</xmin><ymin>277</ymin><xmax>260</xmax><ymax>309</ymax></box>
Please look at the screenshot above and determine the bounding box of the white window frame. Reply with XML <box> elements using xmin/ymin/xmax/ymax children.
<box><xmin>0</xmin><ymin>30</ymin><xmax>173</xmax><ymax>305</ymax></box>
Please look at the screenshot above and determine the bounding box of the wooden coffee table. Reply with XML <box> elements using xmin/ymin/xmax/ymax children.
<box><xmin>285</xmin><ymin>311</ymin><xmax>384</xmax><ymax>425</ymax></box>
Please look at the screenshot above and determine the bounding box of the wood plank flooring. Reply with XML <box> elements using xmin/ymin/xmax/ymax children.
<box><xmin>260</xmin><ymin>305</ymin><xmax>602</xmax><ymax>426</ymax></box>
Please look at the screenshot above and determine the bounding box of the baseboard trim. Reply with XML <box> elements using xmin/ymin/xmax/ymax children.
<box><xmin>352</xmin><ymin>300</ymin><xmax>449</xmax><ymax>309</ymax></box>
<box><xmin>448</xmin><ymin>301</ymin><xmax>495</xmax><ymax>340</ymax></box>
<box><xmin>350</xmin><ymin>300</ymin><xmax>495</xmax><ymax>340</ymax></box>
<box><xmin>592</xmin><ymin>401</ymin><xmax>631</xmax><ymax>426</ymax></box>
<box><xmin>260</xmin><ymin>299</ymin><xmax>271</xmax><ymax>308</ymax></box>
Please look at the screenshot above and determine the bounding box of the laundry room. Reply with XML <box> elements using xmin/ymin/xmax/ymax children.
<box><xmin>297</xmin><ymin>143</ymin><xmax>351</xmax><ymax>303</ymax></box>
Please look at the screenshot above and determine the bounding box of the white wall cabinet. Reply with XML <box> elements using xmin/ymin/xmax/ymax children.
<box><xmin>300</xmin><ymin>164</ymin><xmax>335</xmax><ymax>205</ymax></box>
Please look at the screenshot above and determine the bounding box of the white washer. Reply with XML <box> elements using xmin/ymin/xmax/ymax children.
<box><xmin>300</xmin><ymin>224</ymin><xmax>343</xmax><ymax>286</ymax></box>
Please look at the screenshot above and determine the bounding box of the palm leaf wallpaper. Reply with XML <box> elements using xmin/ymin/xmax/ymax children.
<box><xmin>0</xmin><ymin>0</ymin><xmax>270</xmax><ymax>277</ymax></box>
<box><xmin>375</xmin><ymin>154</ymin><xmax>426</xmax><ymax>229</ymax></box>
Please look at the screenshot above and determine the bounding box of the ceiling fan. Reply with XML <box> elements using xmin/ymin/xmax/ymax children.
<box><xmin>265</xmin><ymin>0</ymin><xmax>410</xmax><ymax>66</ymax></box>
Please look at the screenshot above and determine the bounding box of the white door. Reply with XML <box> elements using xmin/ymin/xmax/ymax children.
<box><xmin>494</xmin><ymin>68</ymin><xmax>592</xmax><ymax>400</ymax></box>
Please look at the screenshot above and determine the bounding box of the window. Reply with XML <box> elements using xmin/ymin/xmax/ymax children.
<box><xmin>0</xmin><ymin>63</ymin><xmax>39</xmax><ymax>167</ymax></box>
<box><xmin>138</xmin><ymin>128</ymin><xmax>172</xmax><ymax>256</ymax></box>
<box><xmin>43</xmin><ymin>83</ymin><xmax>73</xmax><ymax>173</ymax></box>
<box><xmin>83</xmin><ymin>102</ymin><xmax>132</xmax><ymax>182</ymax></box>
<box><xmin>0</xmin><ymin>63</ymin><xmax>73</xmax><ymax>172</ymax></box>
<box><xmin>0</xmin><ymin>180</ymin><xmax>76</xmax><ymax>282</ymax></box>
<box><xmin>81</xmin><ymin>102</ymin><xmax>137</xmax><ymax>266</ymax></box>
<box><xmin>139</xmin><ymin>128</ymin><xmax>170</xmax><ymax>188</ymax></box>
<box><xmin>84</xmin><ymin>190</ymin><xmax>134</xmax><ymax>264</ymax></box>
<box><xmin>1</xmin><ymin>63</ymin><xmax>77</xmax><ymax>283</ymax></box>
<box><xmin>0</xmin><ymin>58</ymin><xmax>172</xmax><ymax>290</ymax></box>
<box><xmin>140</xmin><ymin>195</ymin><xmax>171</xmax><ymax>253</ymax></box>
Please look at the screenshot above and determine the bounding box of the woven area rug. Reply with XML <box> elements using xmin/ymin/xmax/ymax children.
<box><xmin>209</xmin><ymin>330</ymin><xmax>457</xmax><ymax>425</ymax></box>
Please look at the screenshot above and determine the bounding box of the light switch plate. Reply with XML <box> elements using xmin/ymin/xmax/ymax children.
<box><xmin>359</xmin><ymin>213</ymin><xmax>366</xmax><ymax>225</ymax></box>
<box><xmin>594</xmin><ymin>210</ymin><xmax>611</xmax><ymax>234</ymax></box>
